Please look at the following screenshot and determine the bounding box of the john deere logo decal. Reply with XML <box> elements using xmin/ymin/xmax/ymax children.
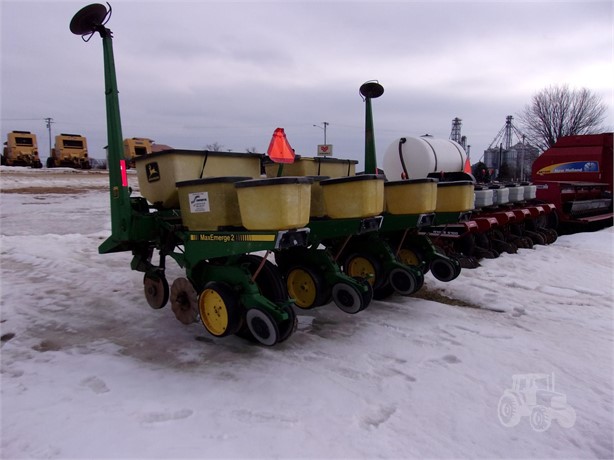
<box><xmin>146</xmin><ymin>162</ymin><xmax>160</xmax><ymax>182</ymax></box>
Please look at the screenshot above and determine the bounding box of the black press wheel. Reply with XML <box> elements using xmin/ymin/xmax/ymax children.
<box><xmin>277</xmin><ymin>304</ymin><xmax>297</xmax><ymax>343</ymax></box>
<box><xmin>429</xmin><ymin>257</ymin><xmax>461</xmax><ymax>282</ymax></box>
<box><xmin>198</xmin><ymin>281</ymin><xmax>243</xmax><ymax>338</ymax></box>
<box><xmin>389</xmin><ymin>266</ymin><xmax>423</xmax><ymax>296</ymax></box>
<box><xmin>332</xmin><ymin>282</ymin><xmax>367</xmax><ymax>314</ymax></box>
<box><xmin>246</xmin><ymin>308</ymin><xmax>280</xmax><ymax>346</ymax></box>
<box><xmin>143</xmin><ymin>271</ymin><xmax>169</xmax><ymax>309</ymax></box>
<box><xmin>354</xmin><ymin>277</ymin><xmax>373</xmax><ymax>306</ymax></box>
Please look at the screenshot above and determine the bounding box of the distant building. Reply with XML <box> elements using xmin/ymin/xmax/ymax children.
<box><xmin>484</xmin><ymin>142</ymin><xmax>539</xmax><ymax>181</ymax></box>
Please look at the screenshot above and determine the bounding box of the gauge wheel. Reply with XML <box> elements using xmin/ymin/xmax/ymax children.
<box><xmin>170</xmin><ymin>277</ymin><xmax>199</xmax><ymax>325</ymax></box>
<box><xmin>143</xmin><ymin>271</ymin><xmax>169</xmax><ymax>310</ymax></box>
<box><xmin>344</xmin><ymin>253</ymin><xmax>382</xmax><ymax>288</ymax></box>
<box><xmin>246</xmin><ymin>308</ymin><xmax>280</xmax><ymax>346</ymax></box>
<box><xmin>332</xmin><ymin>282</ymin><xmax>366</xmax><ymax>314</ymax></box>
<box><xmin>198</xmin><ymin>281</ymin><xmax>242</xmax><ymax>338</ymax></box>
<box><xmin>286</xmin><ymin>266</ymin><xmax>328</xmax><ymax>309</ymax></box>
<box><xmin>389</xmin><ymin>266</ymin><xmax>423</xmax><ymax>296</ymax></box>
<box><xmin>398</xmin><ymin>247</ymin><xmax>429</xmax><ymax>274</ymax></box>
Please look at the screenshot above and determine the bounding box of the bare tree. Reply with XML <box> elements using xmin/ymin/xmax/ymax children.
<box><xmin>517</xmin><ymin>85</ymin><xmax>607</xmax><ymax>151</ymax></box>
<box><xmin>245</xmin><ymin>146</ymin><xmax>258</xmax><ymax>153</ymax></box>
<box><xmin>204</xmin><ymin>142</ymin><xmax>224</xmax><ymax>152</ymax></box>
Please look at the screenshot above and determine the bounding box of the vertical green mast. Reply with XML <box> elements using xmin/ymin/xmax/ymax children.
<box><xmin>364</xmin><ymin>97</ymin><xmax>376</xmax><ymax>174</ymax></box>
<box><xmin>70</xmin><ymin>4</ymin><xmax>133</xmax><ymax>253</ymax></box>
<box><xmin>359</xmin><ymin>81</ymin><xmax>384</xmax><ymax>174</ymax></box>
<box><xmin>101</xmin><ymin>28</ymin><xmax>132</xmax><ymax>244</ymax></box>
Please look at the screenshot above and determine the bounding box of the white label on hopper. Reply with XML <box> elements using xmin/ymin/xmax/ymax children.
<box><xmin>188</xmin><ymin>191</ymin><xmax>210</xmax><ymax>213</ymax></box>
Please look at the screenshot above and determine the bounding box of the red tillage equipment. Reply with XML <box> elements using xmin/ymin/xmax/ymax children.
<box><xmin>532</xmin><ymin>133</ymin><xmax>613</xmax><ymax>229</ymax></box>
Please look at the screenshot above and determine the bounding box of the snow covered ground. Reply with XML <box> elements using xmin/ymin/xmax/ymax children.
<box><xmin>1</xmin><ymin>167</ymin><xmax>613</xmax><ymax>459</ymax></box>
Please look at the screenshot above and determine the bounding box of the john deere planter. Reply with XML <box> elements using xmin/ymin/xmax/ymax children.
<box><xmin>71</xmin><ymin>3</ymin><xmax>464</xmax><ymax>346</ymax></box>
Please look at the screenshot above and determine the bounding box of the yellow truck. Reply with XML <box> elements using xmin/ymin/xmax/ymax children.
<box><xmin>2</xmin><ymin>131</ymin><xmax>43</xmax><ymax>168</ymax></box>
<box><xmin>47</xmin><ymin>133</ymin><xmax>91</xmax><ymax>169</ymax></box>
<box><xmin>123</xmin><ymin>137</ymin><xmax>153</xmax><ymax>168</ymax></box>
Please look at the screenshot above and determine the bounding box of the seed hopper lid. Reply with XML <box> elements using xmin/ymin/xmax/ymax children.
<box><xmin>437</xmin><ymin>180</ymin><xmax>474</xmax><ymax>188</ymax></box>
<box><xmin>320</xmin><ymin>174</ymin><xmax>385</xmax><ymax>186</ymax></box>
<box><xmin>234</xmin><ymin>176</ymin><xmax>313</xmax><ymax>188</ymax></box>
<box><xmin>385</xmin><ymin>178</ymin><xmax>438</xmax><ymax>187</ymax></box>
<box><xmin>176</xmin><ymin>176</ymin><xmax>252</xmax><ymax>187</ymax></box>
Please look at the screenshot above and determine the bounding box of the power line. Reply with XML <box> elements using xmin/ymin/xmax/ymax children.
<box><xmin>1</xmin><ymin>118</ymin><xmax>45</xmax><ymax>121</ymax></box>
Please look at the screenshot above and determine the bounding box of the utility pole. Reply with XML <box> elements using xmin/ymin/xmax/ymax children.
<box><xmin>313</xmin><ymin>121</ymin><xmax>329</xmax><ymax>144</ymax></box>
<box><xmin>44</xmin><ymin>117</ymin><xmax>54</xmax><ymax>159</ymax></box>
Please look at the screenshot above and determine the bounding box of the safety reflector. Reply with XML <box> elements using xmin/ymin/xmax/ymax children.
<box><xmin>267</xmin><ymin>128</ymin><xmax>295</xmax><ymax>163</ymax></box>
<box><xmin>120</xmin><ymin>160</ymin><xmax>128</xmax><ymax>186</ymax></box>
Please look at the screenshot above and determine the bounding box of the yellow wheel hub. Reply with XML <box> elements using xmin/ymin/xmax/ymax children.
<box><xmin>287</xmin><ymin>268</ymin><xmax>317</xmax><ymax>309</ymax></box>
<box><xmin>199</xmin><ymin>288</ymin><xmax>229</xmax><ymax>336</ymax></box>
<box><xmin>398</xmin><ymin>248</ymin><xmax>420</xmax><ymax>266</ymax></box>
<box><xmin>346</xmin><ymin>256</ymin><xmax>376</xmax><ymax>286</ymax></box>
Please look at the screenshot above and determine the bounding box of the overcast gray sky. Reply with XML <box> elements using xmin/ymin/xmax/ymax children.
<box><xmin>1</xmin><ymin>0</ymin><xmax>612</xmax><ymax>169</ymax></box>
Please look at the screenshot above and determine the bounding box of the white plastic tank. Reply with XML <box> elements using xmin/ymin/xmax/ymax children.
<box><xmin>507</xmin><ymin>184</ymin><xmax>525</xmax><ymax>202</ymax></box>
<box><xmin>524</xmin><ymin>185</ymin><xmax>537</xmax><ymax>200</ymax></box>
<box><xmin>381</xmin><ymin>135</ymin><xmax>467</xmax><ymax>180</ymax></box>
<box><xmin>489</xmin><ymin>185</ymin><xmax>510</xmax><ymax>205</ymax></box>
<box><xmin>474</xmin><ymin>187</ymin><xmax>494</xmax><ymax>208</ymax></box>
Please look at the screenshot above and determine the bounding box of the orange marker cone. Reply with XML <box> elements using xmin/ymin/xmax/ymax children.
<box><xmin>463</xmin><ymin>156</ymin><xmax>472</xmax><ymax>174</ymax></box>
<box><xmin>267</xmin><ymin>128</ymin><xmax>295</xmax><ymax>164</ymax></box>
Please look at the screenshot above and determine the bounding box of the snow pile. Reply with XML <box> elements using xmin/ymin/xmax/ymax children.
<box><xmin>1</xmin><ymin>168</ymin><xmax>613</xmax><ymax>459</ymax></box>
